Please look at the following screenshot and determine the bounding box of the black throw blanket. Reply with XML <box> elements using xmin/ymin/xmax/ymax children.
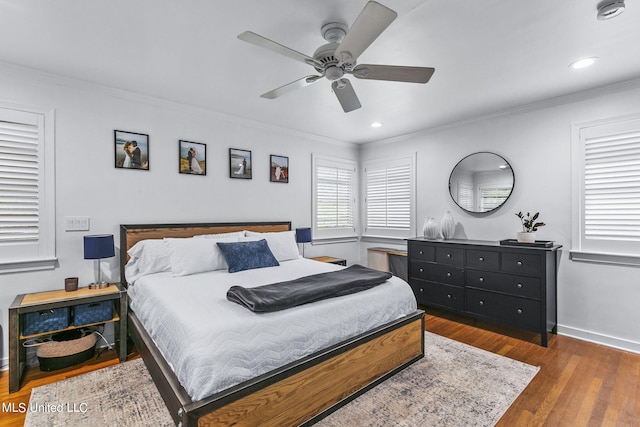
<box><xmin>226</xmin><ymin>264</ymin><xmax>392</xmax><ymax>312</ymax></box>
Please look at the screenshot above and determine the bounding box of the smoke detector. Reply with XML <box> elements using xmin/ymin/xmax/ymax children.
<box><xmin>597</xmin><ymin>0</ymin><xmax>625</xmax><ymax>20</ymax></box>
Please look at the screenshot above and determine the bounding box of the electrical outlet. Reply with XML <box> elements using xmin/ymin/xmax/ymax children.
<box><xmin>65</xmin><ymin>216</ymin><xmax>90</xmax><ymax>231</ymax></box>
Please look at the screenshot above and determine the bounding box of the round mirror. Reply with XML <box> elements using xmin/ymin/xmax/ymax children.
<box><xmin>448</xmin><ymin>152</ymin><xmax>514</xmax><ymax>213</ymax></box>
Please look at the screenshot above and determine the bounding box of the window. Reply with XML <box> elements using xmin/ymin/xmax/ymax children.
<box><xmin>364</xmin><ymin>155</ymin><xmax>415</xmax><ymax>238</ymax></box>
<box><xmin>312</xmin><ymin>154</ymin><xmax>357</xmax><ymax>240</ymax></box>
<box><xmin>478</xmin><ymin>186</ymin><xmax>512</xmax><ymax>212</ymax></box>
<box><xmin>571</xmin><ymin>115</ymin><xmax>640</xmax><ymax>266</ymax></box>
<box><xmin>0</xmin><ymin>104</ymin><xmax>56</xmax><ymax>273</ymax></box>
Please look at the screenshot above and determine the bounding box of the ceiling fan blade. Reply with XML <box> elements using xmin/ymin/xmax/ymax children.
<box><xmin>334</xmin><ymin>1</ymin><xmax>397</xmax><ymax>65</ymax></box>
<box><xmin>260</xmin><ymin>75</ymin><xmax>323</xmax><ymax>99</ymax></box>
<box><xmin>350</xmin><ymin>64</ymin><xmax>435</xmax><ymax>83</ymax></box>
<box><xmin>331</xmin><ymin>79</ymin><xmax>361</xmax><ymax>113</ymax></box>
<box><xmin>238</xmin><ymin>31</ymin><xmax>321</xmax><ymax>68</ymax></box>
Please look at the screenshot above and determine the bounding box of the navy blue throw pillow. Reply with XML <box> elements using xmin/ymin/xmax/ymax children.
<box><xmin>216</xmin><ymin>239</ymin><xmax>280</xmax><ymax>273</ymax></box>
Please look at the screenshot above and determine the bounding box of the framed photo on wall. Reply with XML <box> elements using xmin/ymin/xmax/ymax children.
<box><xmin>179</xmin><ymin>140</ymin><xmax>206</xmax><ymax>175</ymax></box>
<box><xmin>114</xmin><ymin>130</ymin><xmax>149</xmax><ymax>170</ymax></box>
<box><xmin>229</xmin><ymin>148</ymin><xmax>252</xmax><ymax>179</ymax></box>
<box><xmin>270</xmin><ymin>155</ymin><xmax>289</xmax><ymax>183</ymax></box>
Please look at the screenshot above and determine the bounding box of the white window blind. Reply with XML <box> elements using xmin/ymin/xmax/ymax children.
<box><xmin>584</xmin><ymin>131</ymin><xmax>640</xmax><ymax>241</ymax></box>
<box><xmin>0</xmin><ymin>105</ymin><xmax>55</xmax><ymax>272</ymax></box>
<box><xmin>479</xmin><ymin>186</ymin><xmax>512</xmax><ymax>212</ymax></box>
<box><xmin>571</xmin><ymin>115</ymin><xmax>640</xmax><ymax>264</ymax></box>
<box><xmin>0</xmin><ymin>119</ymin><xmax>40</xmax><ymax>243</ymax></box>
<box><xmin>364</xmin><ymin>155</ymin><xmax>415</xmax><ymax>238</ymax></box>
<box><xmin>457</xmin><ymin>183</ymin><xmax>474</xmax><ymax>211</ymax></box>
<box><xmin>312</xmin><ymin>155</ymin><xmax>357</xmax><ymax>239</ymax></box>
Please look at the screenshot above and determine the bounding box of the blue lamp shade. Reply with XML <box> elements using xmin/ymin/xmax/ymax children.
<box><xmin>295</xmin><ymin>228</ymin><xmax>312</xmax><ymax>244</ymax></box>
<box><xmin>83</xmin><ymin>234</ymin><xmax>115</xmax><ymax>260</ymax></box>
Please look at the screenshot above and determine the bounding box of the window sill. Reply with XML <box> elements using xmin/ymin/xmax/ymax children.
<box><xmin>361</xmin><ymin>235</ymin><xmax>410</xmax><ymax>244</ymax></box>
<box><xmin>0</xmin><ymin>258</ymin><xmax>57</xmax><ymax>274</ymax></box>
<box><xmin>569</xmin><ymin>251</ymin><xmax>640</xmax><ymax>268</ymax></box>
<box><xmin>311</xmin><ymin>236</ymin><xmax>359</xmax><ymax>245</ymax></box>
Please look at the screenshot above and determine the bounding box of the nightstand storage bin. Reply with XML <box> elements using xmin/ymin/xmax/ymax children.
<box><xmin>23</xmin><ymin>307</ymin><xmax>70</xmax><ymax>336</ymax></box>
<box><xmin>73</xmin><ymin>300</ymin><xmax>113</xmax><ymax>326</ymax></box>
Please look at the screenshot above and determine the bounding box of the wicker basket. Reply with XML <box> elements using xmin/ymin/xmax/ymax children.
<box><xmin>23</xmin><ymin>307</ymin><xmax>70</xmax><ymax>336</ymax></box>
<box><xmin>73</xmin><ymin>301</ymin><xmax>113</xmax><ymax>326</ymax></box>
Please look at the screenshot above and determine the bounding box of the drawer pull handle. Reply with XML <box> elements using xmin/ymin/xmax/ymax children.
<box><xmin>419</xmin><ymin>268</ymin><xmax>424</xmax><ymax>272</ymax></box>
<box><xmin>479</xmin><ymin>300</ymin><xmax>484</xmax><ymax>306</ymax></box>
<box><xmin>517</xmin><ymin>308</ymin><xmax>523</xmax><ymax>314</ymax></box>
<box><xmin>479</xmin><ymin>277</ymin><xmax>484</xmax><ymax>283</ymax></box>
<box><xmin>517</xmin><ymin>261</ymin><xmax>523</xmax><ymax>266</ymax></box>
<box><xmin>419</xmin><ymin>288</ymin><xmax>424</xmax><ymax>292</ymax></box>
<box><xmin>447</xmin><ymin>253</ymin><xmax>451</xmax><ymax>258</ymax></box>
<box><xmin>419</xmin><ymin>250</ymin><xmax>424</xmax><ymax>255</ymax></box>
<box><xmin>446</xmin><ymin>272</ymin><xmax>452</xmax><ymax>277</ymax></box>
<box><xmin>447</xmin><ymin>294</ymin><xmax>452</xmax><ymax>299</ymax></box>
<box><xmin>517</xmin><ymin>283</ymin><xmax>523</xmax><ymax>289</ymax></box>
<box><xmin>478</xmin><ymin>257</ymin><xmax>484</xmax><ymax>262</ymax></box>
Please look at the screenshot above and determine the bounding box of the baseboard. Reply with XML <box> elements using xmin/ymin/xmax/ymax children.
<box><xmin>558</xmin><ymin>325</ymin><xmax>640</xmax><ymax>355</ymax></box>
<box><xmin>1</xmin><ymin>356</ymin><xmax>8</xmax><ymax>371</ymax></box>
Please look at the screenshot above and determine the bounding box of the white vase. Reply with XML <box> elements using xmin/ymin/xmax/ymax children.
<box><xmin>441</xmin><ymin>211</ymin><xmax>455</xmax><ymax>239</ymax></box>
<box><xmin>517</xmin><ymin>232</ymin><xmax>536</xmax><ymax>243</ymax></box>
<box><xmin>423</xmin><ymin>217</ymin><xmax>439</xmax><ymax>239</ymax></box>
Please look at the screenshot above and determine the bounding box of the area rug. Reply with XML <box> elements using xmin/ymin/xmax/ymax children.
<box><xmin>25</xmin><ymin>332</ymin><xmax>538</xmax><ymax>426</ymax></box>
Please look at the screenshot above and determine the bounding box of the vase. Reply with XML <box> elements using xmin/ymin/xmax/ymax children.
<box><xmin>517</xmin><ymin>232</ymin><xmax>536</xmax><ymax>243</ymax></box>
<box><xmin>423</xmin><ymin>217</ymin><xmax>439</xmax><ymax>239</ymax></box>
<box><xmin>441</xmin><ymin>211</ymin><xmax>455</xmax><ymax>239</ymax></box>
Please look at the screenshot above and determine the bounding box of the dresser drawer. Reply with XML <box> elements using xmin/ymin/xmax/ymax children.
<box><xmin>423</xmin><ymin>282</ymin><xmax>464</xmax><ymax>312</ymax></box>
<box><xmin>466</xmin><ymin>289</ymin><xmax>541</xmax><ymax>332</ymax></box>
<box><xmin>501</xmin><ymin>252</ymin><xmax>541</xmax><ymax>277</ymax></box>
<box><xmin>410</xmin><ymin>243</ymin><xmax>435</xmax><ymax>262</ymax></box>
<box><xmin>428</xmin><ymin>264</ymin><xmax>464</xmax><ymax>285</ymax></box>
<box><xmin>409</xmin><ymin>261</ymin><xmax>430</xmax><ymax>280</ymax></box>
<box><xmin>466</xmin><ymin>249</ymin><xmax>499</xmax><ymax>271</ymax></box>
<box><xmin>435</xmin><ymin>247</ymin><xmax>464</xmax><ymax>267</ymax></box>
<box><xmin>466</xmin><ymin>270</ymin><xmax>540</xmax><ymax>300</ymax></box>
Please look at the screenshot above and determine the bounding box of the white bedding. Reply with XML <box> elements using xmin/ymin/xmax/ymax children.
<box><xmin>128</xmin><ymin>258</ymin><xmax>417</xmax><ymax>401</ymax></box>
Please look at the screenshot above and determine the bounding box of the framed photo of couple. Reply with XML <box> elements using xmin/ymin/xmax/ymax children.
<box><xmin>114</xmin><ymin>130</ymin><xmax>149</xmax><ymax>170</ymax></box>
<box><xmin>270</xmin><ymin>155</ymin><xmax>289</xmax><ymax>183</ymax></box>
<box><xmin>229</xmin><ymin>148</ymin><xmax>252</xmax><ymax>179</ymax></box>
<box><xmin>179</xmin><ymin>140</ymin><xmax>206</xmax><ymax>175</ymax></box>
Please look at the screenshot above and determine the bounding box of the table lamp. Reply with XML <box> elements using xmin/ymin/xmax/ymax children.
<box><xmin>84</xmin><ymin>234</ymin><xmax>115</xmax><ymax>289</ymax></box>
<box><xmin>295</xmin><ymin>227</ymin><xmax>312</xmax><ymax>257</ymax></box>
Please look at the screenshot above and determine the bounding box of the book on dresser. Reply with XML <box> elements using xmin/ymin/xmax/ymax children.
<box><xmin>407</xmin><ymin>237</ymin><xmax>561</xmax><ymax>347</ymax></box>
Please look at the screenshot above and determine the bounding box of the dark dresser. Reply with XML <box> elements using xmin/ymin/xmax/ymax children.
<box><xmin>408</xmin><ymin>237</ymin><xmax>561</xmax><ymax>346</ymax></box>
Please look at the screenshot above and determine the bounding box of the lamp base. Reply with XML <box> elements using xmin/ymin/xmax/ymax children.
<box><xmin>88</xmin><ymin>282</ymin><xmax>109</xmax><ymax>290</ymax></box>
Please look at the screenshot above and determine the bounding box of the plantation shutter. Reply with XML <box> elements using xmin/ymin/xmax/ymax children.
<box><xmin>583</xmin><ymin>129</ymin><xmax>640</xmax><ymax>241</ymax></box>
<box><xmin>0</xmin><ymin>105</ymin><xmax>55</xmax><ymax>271</ymax></box>
<box><xmin>479</xmin><ymin>186</ymin><xmax>512</xmax><ymax>212</ymax></box>
<box><xmin>364</xmin><ymin>155</ymin><xmax>415</xmax><ymax>238</ymax></box>
<box><xmin>312</xmin><ymin>155</ymin><xmax>356</xmax><ymax>239</ymax></box>
<box><xmin>572</xmin><ymin>115</ymin><xmax>640</xmax><ymax>263</ymax></box>
<box><xmin>0</xmin><ymin>117</ymin><xmax>40</xmax><ymax>243</ymax></box>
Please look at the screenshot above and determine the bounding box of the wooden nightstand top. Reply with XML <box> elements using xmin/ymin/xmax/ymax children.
<box><xmin>18</xmin><ymin>284</ymin><xmax>121</xmax><ymax>307</ymax></box>
<box><xmin>311</xmin><ymin>256</ymin><xmax>347</xmax><ymax>266</ymax></box>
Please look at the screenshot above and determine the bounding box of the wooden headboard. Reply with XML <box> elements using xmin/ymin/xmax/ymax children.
<box><xmin>119</xmin><ymin>221</ymin><xmax>291</xmax><ymax>285</ymax></box>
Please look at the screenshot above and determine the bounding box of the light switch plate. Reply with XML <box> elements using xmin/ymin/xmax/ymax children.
<box><xmin>65</xmin><ymin>216</ymin><xmax>90</xmax><ymax>231</ymax></box>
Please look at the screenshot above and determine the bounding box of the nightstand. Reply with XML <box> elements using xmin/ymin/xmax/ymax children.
<box><xmin>311</xmin><ymin>256</ymin><xmax>347</xmax><ymax>266</ymax></box>
<box><xmin>7</xmin><ymin>283</ymin><xmax>127</xmax><ymax>393</ymax></box>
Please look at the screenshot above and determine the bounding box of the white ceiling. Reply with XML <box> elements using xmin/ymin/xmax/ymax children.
<box><xmin>1</xmin><ymin>0</ymin><xmax>639</xmax><ymax>144</ymax></box>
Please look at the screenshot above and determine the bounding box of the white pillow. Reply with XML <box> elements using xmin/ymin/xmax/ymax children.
<box><xmin>164</xmin><ymin>236</ymin><xmax>238</xmax><ymax>276</ymax></box>
<box><xmin>125</xmin><ymin>239</ymin><xmax>171</xmax><ymax>283</ymax></box>
<box><xmin>193</xmin><ymin>231</ymin><xmax>245</xmax><ymax>239</ymax></box>
<box><xmin>243</xmin><ymin>230</ymin><xmax>300</xmax><ymax>262</ymax></box>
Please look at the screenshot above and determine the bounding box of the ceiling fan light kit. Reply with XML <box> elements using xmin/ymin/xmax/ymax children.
<box><xmin>238</xmin><ymin>1</ymin><xmax>435</xmax><ymax>113</ymax></box>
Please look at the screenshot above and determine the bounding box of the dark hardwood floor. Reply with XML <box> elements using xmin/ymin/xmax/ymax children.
<box><xmin>2</xmin><ymin>312</ymin><xmax>638</xmax><ymax>426</ymax></box>
<box><xmin>423</xmin><ymin>307</ymin><xmax>640</xmax><ymax>426</ymax></box>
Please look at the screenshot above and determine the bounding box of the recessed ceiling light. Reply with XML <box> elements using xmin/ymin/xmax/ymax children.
<box><xmin>370</xmin><ymin>122</ymin><xmax>383</xmax><ymax>128</ymax></box>
<box><xmin>597</xmin><ymin>0</ymin><xmax>625</xmax><ymax>20</ymax></box>
<box><xmin>570</xmin><ymin>57</ymin><xmax>598</xmax><ymax>70</ymax></box>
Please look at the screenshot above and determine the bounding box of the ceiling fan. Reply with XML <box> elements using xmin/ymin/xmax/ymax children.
<box><xmin>238</xmin><ymin>1</ymin><xmax>435</xmax><ymax>113</ymax></box>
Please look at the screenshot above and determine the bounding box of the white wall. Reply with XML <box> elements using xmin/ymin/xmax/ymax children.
<box><xmin>0</xmin><ymin>64</ymin><xmax>360</xmax><ymax>367</ymax></box>
<box><xmin>361</xmin><ymin>80</ymin><xmax>640</xmax><ymax>353</ymax></box>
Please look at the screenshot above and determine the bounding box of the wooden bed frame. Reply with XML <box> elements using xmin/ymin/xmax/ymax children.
<box><xmin>120</xmin><ymin>221</ymin><xmax>424</xmax><ymax>427</ymax></box>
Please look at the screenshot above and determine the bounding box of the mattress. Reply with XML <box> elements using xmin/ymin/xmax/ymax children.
<box><xmin>128</xmin><ymin>258</ymin><xmax>417</xmax><ymax>401</ymax></box>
